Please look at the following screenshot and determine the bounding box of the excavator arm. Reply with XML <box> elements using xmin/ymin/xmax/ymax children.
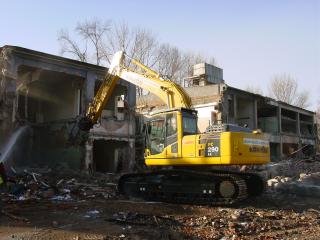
<box><xmin>79</xmin><ymin>51</ymin><xmax>192</xmax><ymax>130</ymax></box>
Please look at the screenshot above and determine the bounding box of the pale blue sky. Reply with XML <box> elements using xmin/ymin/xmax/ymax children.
<box><xmin>1</xmin><ymin>0</ymin><xmax>319</xmax><ymax>110</ymax></box>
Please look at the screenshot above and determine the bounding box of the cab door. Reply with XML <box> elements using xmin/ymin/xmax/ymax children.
<box><xmin>165</xmin><ymin>113</ymin><xmax>179</xmax><ymax>158</ymax></box>
<box><xmin>146</xmin><ymin>118</ymin><xmax>166</xmax><ymax>158</ymax></box>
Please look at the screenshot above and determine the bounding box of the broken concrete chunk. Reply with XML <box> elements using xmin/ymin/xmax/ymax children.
<box><xmin>264</xmin><ymin>158</ymin><xmax>320</xmax><ymax>197</ymax></box>
<box><xmin>267</xmin><ymin>179</ymin><xmax>278</xmax><ymax>187</ymax></box>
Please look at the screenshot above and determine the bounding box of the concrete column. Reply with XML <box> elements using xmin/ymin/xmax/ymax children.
<box><xmin>296</xmin><ymin>112</ymin><xmax>302</xmax><ymax>157</ymax></box>
<box><xmin>233</xmin><ymin>95</ymin><xmax>237</xmax><ymax>122</ymax></box>
<box><xmin>279</xmin><ymin>139</ymin><xmax>283</xmax><ymax>160</ymax></box>
<box><xmin>278</xmin><ymin>107</ymin><xmax>282</xmax><ymax>133</ymax></box>
<box><xmin>278</xmin><ymin>107</ymin><xmax>283</xmax><ymax>159</ymax></box>
<box><xmin>297</xmin><ymin>112</ymin><xmax>300</xmax><ymax>136</ymax></box>
<box><xmin>253</xmin><ymin>99</ymin><xmax>258</xmax><ymax>129</ymax></box>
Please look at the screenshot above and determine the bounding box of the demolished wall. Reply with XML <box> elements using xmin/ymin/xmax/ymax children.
<box><xmin>0</xmin><ymin>45</ymin><xmax>136</xmax><ymax>173</ymax></box>
<box><xmin>0</xmin><ymin>47</ymin><xmax>30</xmax><ymax>167</ymax></box>
<box><xmin>0</xmin><ymin>47</ymin><xmax>16</xmax><ymax>147</ymax></box>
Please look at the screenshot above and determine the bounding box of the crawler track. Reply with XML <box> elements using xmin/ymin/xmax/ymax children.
<box><xmin>118</xmin><ymin>169</ymin><xmax>265</xmax><ymax>205</ymax></box>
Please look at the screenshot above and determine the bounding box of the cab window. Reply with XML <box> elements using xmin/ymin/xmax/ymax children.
<box><xmin>148</xmin><ymin>118</ymin><xmax>165</xmax><ymax>154</ymax></box>
<box><xmin>166</xmin><ymin>114</ymin><xmax>177</xmax><ymax>137</ymax></box>
<box><xmin>182</xmin><ymin>112</ymin><xmax>197</xmax><ymax>136</ymax></box>
<box><xmin>166</xmin><ymin>113</ymin><xmax>178</xmax><ymax>146</ymax></box>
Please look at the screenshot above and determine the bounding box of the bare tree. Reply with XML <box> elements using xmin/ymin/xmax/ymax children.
<box><xmin>106</xmin><ymin>23</ymin><xmax>217</xmax><ymax>87</ymax></box>
<box><xmin>107</xmin><ymin>22</ymin><xmax>160</xmax><ymax>95</ymax></box>
<box><xmin>130</xmin><ymin>28</ymin><xmax>160</xmax><ymax>67</ymax></box>
<box><xmin>269</xmin><ymin>73</ymin><xmax>309</xmax><ymax>108</ymax></box>
<box><xmin>58</xmin><ymin>30</ymin><xmax>88</xmax><ymax>62</ymax></box>
<box><xmin>76</xmin><ymin>20</ymin><xmax>111</xmax><ymax>65</ymax></box>
<box><xmin>107</xmin><ymin>22</ymin><xmax>159</xmax><ymax>64</ymax></box>
<box><xmin>107</xmin><ymin>22</ymin><xmax>132</xmax><ymax>61</ymax></box>
<box><xmin>155</xmin><ymin>43</ymin><xmax>184</xmax><ymax>83</ymax></box>
<box><xmin>294</xmin><ymin>90</ymin><xmax>309</xmax><ymax>108</ymax></box>
<box><xmin>58</xmin><ymin>19</ymin><xmax>110</xmax><ymax>65</ymax></box>
<box><xmin>57</xmin><ymin>19</ymin><xmax>218</xmax><ymax>94</ymax></box>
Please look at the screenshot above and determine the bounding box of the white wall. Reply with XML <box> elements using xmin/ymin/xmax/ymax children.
<box><xmin>194</xmin><ymin>103</ymin><xmax>217</xmax><ymax>132</ymax></box>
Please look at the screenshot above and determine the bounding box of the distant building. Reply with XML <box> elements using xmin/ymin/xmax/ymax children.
<box><xmin>137</xmin><ymin>63</ymin><xmax>317</xmax><ymax>161</ymax></box>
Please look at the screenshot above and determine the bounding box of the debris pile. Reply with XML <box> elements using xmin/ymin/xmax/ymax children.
<box><xmin>263</xmin><ymin>155</ymin><xmax>320</xmax><ymax>197</ymax></box>
<box><xmin>194</xmin><ymin>208</ymin><xmax>316</xmax><ymax>239</ymax></box>
<box><xmin>2</xmin><ymin>167</ymin><xmax>118</xmax><ymax>203</ymax></box>
<box><xmin>265</xmin><ymin>155</ymin><xmax>320</xmax><ymax>178</ymax></box>
<box><xmin>104</xmin><ymin>208</ymin><xmax>320</xmax><ymax>240</ymax></box>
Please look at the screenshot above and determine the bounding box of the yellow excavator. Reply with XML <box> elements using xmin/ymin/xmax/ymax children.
<box><xmin>79</xmin><ymin>51</ymin><xmax>270</xmax><ymax>205</ymax></box>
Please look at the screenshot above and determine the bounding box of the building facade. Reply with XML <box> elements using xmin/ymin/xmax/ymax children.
<box><xmin>0</xmin><ymin>46</ymin><xmax>136</xmax><ymax>172</ymax></box>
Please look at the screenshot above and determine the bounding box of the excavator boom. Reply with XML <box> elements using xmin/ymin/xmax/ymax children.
<box><xmin>82</xmin><ymin>51</ymin><xmax>191</xmax><ymax>129</ymax></box>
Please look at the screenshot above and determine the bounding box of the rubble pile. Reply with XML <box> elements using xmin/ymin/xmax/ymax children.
<box><xmin>105</xmin><ymin>208</ymin><xmax>320</xmax><ymax>240</ymax></box>
<box><xmin>265</xmin><ymin>155</ymin><xmax>320</xmax><ymax>178</ymax></box>
<box><xmin>263</xmin><ymin>155</ymin><xmax>320</xmax><ymax>197</ymax></box>
<box><xmin>180</xmin><ymin>209</ymin><xmax>313</xmax><ymax>240</ymax></box>
<box><xmin>1</xmin><ymin>163</ymin><xmax>320</xmax><ymax>239</ymax></box>
<box><xmin>2</xmin><ymin>167</ymin><xmax>118</xmax><ymax>203</ymax></box>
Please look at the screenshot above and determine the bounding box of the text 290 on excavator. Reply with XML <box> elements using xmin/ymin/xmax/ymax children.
<box><xmin>79</xmin><ymin>51</ymin><xmax>270</xmax><ymax>205</ymax></box>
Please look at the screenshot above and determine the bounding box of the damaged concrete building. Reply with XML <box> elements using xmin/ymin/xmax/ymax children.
<box><xmin>0</xmin><ymin>46</ymin><xmax>136</xmax><ymax>172</ymax></box>
<box><xmin>137</xmin><ymin>63</ymin><xmax>317</xmax><ymax>161</ymax></box>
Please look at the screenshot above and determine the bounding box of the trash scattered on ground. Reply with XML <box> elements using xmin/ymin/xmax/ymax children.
<box><xmin>84</xmin><ymin>209</ymin><xmax>101</xmax><ymax>218</ymax></box>
<box><xmin>103</xmin><ymin>206</ymin><xmax>320</xmax><ymax>240</ymax></box>
<box><xmin>1</xmin><ymin>167</ymin><xmax>118</xmax><ymax>203</ymax></box>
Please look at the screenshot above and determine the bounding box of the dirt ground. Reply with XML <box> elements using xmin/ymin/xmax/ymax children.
<box><xmin>1</xmin><ymin>192</ymin><xmax>320</xmax><ymax>240</ymax></box>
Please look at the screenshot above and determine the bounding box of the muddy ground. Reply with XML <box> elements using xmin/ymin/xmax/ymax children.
<box><xmin>1</xmin><ymin>192</ymin><xmax>320</xmax><ymax>240</ymax></box>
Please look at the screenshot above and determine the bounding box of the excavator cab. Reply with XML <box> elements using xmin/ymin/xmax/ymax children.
<box><xmin>144</xmin><ymin>108</ymin><xmax>198</xmax><ymax>163</ymax></box>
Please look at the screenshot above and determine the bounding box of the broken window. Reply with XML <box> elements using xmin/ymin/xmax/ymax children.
<box><xmin>281</xmin><ymin>109</ymin><xmax>297</xmax><ymax>134</ymax></box>
<box><xmin>257</xmin><ymin>106</ymin><xmax>278</xmax><ymax>133</ymax></box>
<box><xmin>236</xmin><ymin>96</ymin><xmax>253</xmax><ymax>128</ymax></box>
<box><xmin>300</xmin><ymin>113</ymin><xmax>314</xmax><ymax>137</ymax></box>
